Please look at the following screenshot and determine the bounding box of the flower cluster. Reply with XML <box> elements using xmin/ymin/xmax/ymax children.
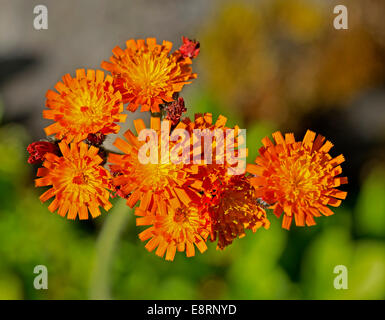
<box><xmin>28</xmin><ymin>37</ymin><xmax>347</xmax><ymax>261</ymax></box>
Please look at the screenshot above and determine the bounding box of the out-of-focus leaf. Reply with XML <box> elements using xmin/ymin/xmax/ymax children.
<box><xmin>0</xmin><ymin>125</ymin><xmax>28</xmax><ymax>178</ymax></box>
<box><xmin>301</xmin><ymin>226</ymin><xmax>353</xmax><ymax>299</ymax></box>
<box><xmin>355</xmin><ymin>165</ymin><xmax>385</xmax><ymax>237</ymax></box>
<box><xmin>227</xmin><ymin>218</ymin><xmax>298</xmax><ymax>299</ymax></box>
<box><xmin>0</xmin><ymin>272</ymin><xmax>23</xmax><ymax>299</ymax></box>
<box><xmin>302</xmin><ymin>223</ymin><xmax>385</xmax><ymax>300</ymax></box>
<box><xmin>348</xmin><ymin>241</ymin><xmax>385</xmax><ymax>299</ymax></box>
<box><xmin>156</xmin><ymin>277</ymin><xmax>196</xmax><ymax>300</ymax></box>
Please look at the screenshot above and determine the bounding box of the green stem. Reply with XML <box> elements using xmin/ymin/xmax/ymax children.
<box><xmin>89</xmin><ymin>198</ymin><xmax>130</xmax><ymax>299</ymax></box>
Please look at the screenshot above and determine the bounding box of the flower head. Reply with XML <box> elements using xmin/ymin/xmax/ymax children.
<box><xmin>176</xmin><ymin>113</ymin><xmax>267</xmax><ymax>249</ymax></box>
<box><xmin>179</xmin><ymin>36</ymin><xmax>200</xmax><ymax>59</ymax></box>
<box><xmin>44</xmin><ymin>69</ymin><xmax>127</xmax><ymax>143</ymax></box>
<box><xmin>35</xmin><ymin>142</ymin><xmax>112</xmax><ymax>220</ymax></box>
<box><xmin>180</xmin><ymin>113</ymin><xmax>247</xmax><ymax>176</ymax></box>
<box><xmin>27</xmin><ymin>141</ymin><xmax>59</xmax><ymax>164</ymax></box>
<box><xmin>247</xmin><ymin>130</ymin><xmax>348</xmax><ymax>229</ymax></box>
<box><xmin>101</xmin><ymin>38</ymin><xmax>197</xmax><ymax>113</ymax></box>
<box><xmin>136</xmin><ymin>199</ymin><xmax>209</xmax><ymax>261</ymax></box>
<box><xmin>201</xmin><ymin>170</ymin><xmax>270</xmax><ymax>249</ymax></box>
<box><xmin>108</xmin><ymin>117</ymin><xmax>200</xmax><ymax>211</ymax></box>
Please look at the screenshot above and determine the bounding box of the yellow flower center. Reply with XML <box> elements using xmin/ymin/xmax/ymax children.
<box><xmin>72</xmin><ymin>172</ymin><xmax>89</xmax><ymax>185</ymax></box>
<box><xmin>125</xmin><ymin>52</ymin><xmax>174</xmax><ymax>97</ymax></box>
<box><xmin>66</xmin><ymin>89</ymin><xmax>107</xmax><ymax>127</ymax></box>
<box><xmin>53</xmin><ymin>161</ymin><xmax>101</xmax><ymax>200</ymax></box>
<box><xmin>173</xmin><ymin>207</ymin><xmax>190</xmax><ymax>224</ymax></box>
<box><xmin>139</xmin><ymin>161</ymin><xmax>178</xmax><ymax>191</ymax></box>
<box><xmin>276</xmin><ymin>154</ymin><xmax>324</xmax><ymax>203</ymax></box>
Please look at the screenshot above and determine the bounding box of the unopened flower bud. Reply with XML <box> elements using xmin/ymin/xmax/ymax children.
<box><xmin>179</xmin><ymin>36</ymin><xmax>200</xmax><ymax>59</ymax></box>
<box><xmin>27</xmin><ymin>141</ymin><xmax>59</xmax><ymax>164</ymax></box>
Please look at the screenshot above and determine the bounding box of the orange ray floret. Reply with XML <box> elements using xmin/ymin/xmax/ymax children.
<box><xmin>44</xmin><ymin>69</ymin><xmax>127</xmax><ymax>143</ymax></box>
<box><xmin>35</xmin><ymin>142</ymin><xmax>112</xmax><ymax>220</ymax></box>
<box><xmin>101</xmin><ymin>38</ymin><xmax>197</xmax><ymax>113</ymax></box>
<box><xmin>108</xmin><ymin>117</ymin><xmax>200</xmax><ymax>212</ymax></box>
<box><xmin>136</xmin><ymin>198</ymin><xmax>210</xmax><ymax>261</ymax></box>
<box><xmin>247</xmin><ymin>130</ymin><xmax>348</xmax><ymax>230</ymax></box>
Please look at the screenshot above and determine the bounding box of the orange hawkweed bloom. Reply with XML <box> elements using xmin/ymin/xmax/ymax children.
<box><xmin>247</xmin><ymin>130</ymin><xmax>348</xmax><ymax>230</ymax></box>
<box><xmin>136</xmin><ymin>198</ymin><xmax>209</xmax><ymax>261</ymax></box>
<box><xmin>200</xmin><ymin>171</ymin><xmax>270</xmax><ymax>249</ymax></box>
<box><xmin>108</xmin><ymin>117</ymin><xmax>200</xmax><ymax>212</ymax></box>
<box><xmin>35</xmin><ymin>142</ymin><xmax>112</xmax><ymax>220</ymax></box>
<box><xmin>178</xmin><ymin>113</ymin><xmax>247</xmax><ymax>174</ymax></box>
<box><xmin>101</xmin><ymin>38</ymin><xmax>197</xmax><ymax>113</ymax></box>
<box><xmin>44</xmin><ymin>69</ymin><xmax>127</xmax><ymax>143</ymax></box>
<box><xmin>178</xmin><ymin>113</ymin><xmax>268</xmax><ymax>249</ymax></box>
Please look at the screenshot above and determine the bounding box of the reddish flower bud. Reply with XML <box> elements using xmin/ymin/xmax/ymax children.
<box><xmin>179</xmin><ymin>36</ymin><xmax>200</xmax><ymax>59</ymax></box>
<box><xmin>27</xmin><ymin>141</ymin><xmax>59</xmax><ymax>164</ymax></box>
<box><xmin>165</xmin><ymin>97</ymin><xmax>187</xmax><ymax>126</ymax></box>
<box><xmin>86</xmin><ymin>132</ymin><xmax>106</xmax><ymax>146</ymax></box>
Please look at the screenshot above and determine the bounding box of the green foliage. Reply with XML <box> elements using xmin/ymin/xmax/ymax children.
<box><xmin>0</xmin><ymin>125</ymin><xmax>95</xmax><ymax>299</ymax></box>
<box><xmin>301</xmin><ymin>225</ymin><xmax>353</xmax><ymax>299</ymax></box>
<box><xmin>355</xmin><ymin>166</ymin><xmax>385</xmax><ymax>237</ymax></box>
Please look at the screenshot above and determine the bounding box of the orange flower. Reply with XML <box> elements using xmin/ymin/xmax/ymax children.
<box><xmin>200</xmin><ymin>170</ymin><xmax>270</xmax><ymax>249</ymax></box>
<box><xmin>179</xmin><ymin>113</ymin><xmax>247</xmax><ymax>173</ymax></box>
<box><xmin>35</xmin><ymin>142</ymin><xmax>112</xmax><ymax>220</ymax></box>
<box><xmin>178</xmin><ymin>114</ymin><xmax>268</xmax><ymax>249</ymax></box>
<box><xmin>136</xmin><ymin>198</ymin><xmax>209</xmax><ymax>261</ymax></box>
<box><xmin>247</xmin><ymin>130</ymin><xmax>348</xmax><ymax>229</ymax></box>
<box><xmin>101</xmin><ymin>38</ymin><xmax>197</xmax><ymax>113</ymax></box>
<box><xmin>44</xmin><ymin>69</ymin><xmax>127</xmax><ymax>143</ymax></box>
<box><xmin>108</xmin><ymin>117</ymin><xmax>200</xmax><ymax>212</ymax></box>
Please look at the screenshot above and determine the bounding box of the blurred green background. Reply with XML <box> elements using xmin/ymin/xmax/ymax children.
<box><xmin>0</xmin><ymin>0</ymin><xmax>384</xmax><ymax>299</ymax></box>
